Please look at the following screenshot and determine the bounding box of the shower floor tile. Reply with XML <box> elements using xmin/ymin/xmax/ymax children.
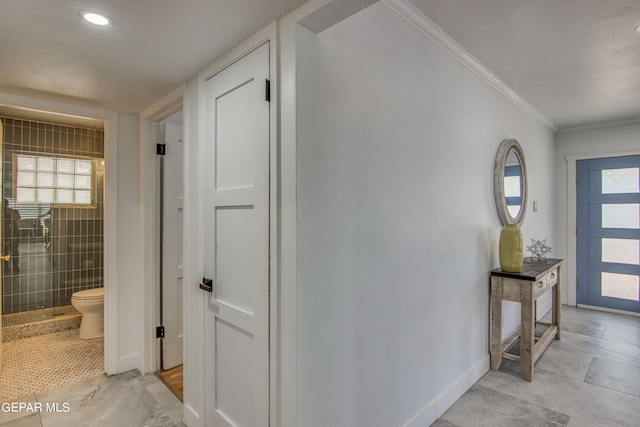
<box><xmin>0</xmin><ymin>329</ymin><xmax>103</xmax><ymax>401</ymax></box>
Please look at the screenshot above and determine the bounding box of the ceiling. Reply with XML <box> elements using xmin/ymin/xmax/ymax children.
<box><xmin>409</xmin><ymin>0</ymin><xmax>640</xmax><ymax>130</ymax></box>
<box><xmin>0</xmin><ymin>0</ymin><xmax>639</xmax><ymax>130</ymax></box>
<box><xmin>0</xmin><ymin>0</ymin><xmax>309</xmax><ymax>120</ymax></box>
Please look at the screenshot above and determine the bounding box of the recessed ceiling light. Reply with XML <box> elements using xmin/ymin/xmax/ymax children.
<box><xmin>79</xmin><ymin>10</ymin><xmax>113</xmax><ymax>26</ymax></box>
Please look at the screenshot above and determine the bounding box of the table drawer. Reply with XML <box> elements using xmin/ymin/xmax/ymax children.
<box><xmin>534</xmin><ymin>267</ymin><xmax>558</xmax><ymax>299</ymax></box>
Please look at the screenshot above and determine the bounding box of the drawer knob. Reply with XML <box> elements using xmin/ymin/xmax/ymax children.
<box><xmin>551</xmin><ymin>272</ymin><xmax>556</xmax><ymax>280</ymax></box>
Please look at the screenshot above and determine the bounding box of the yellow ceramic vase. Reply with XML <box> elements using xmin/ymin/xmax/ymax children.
<box><xmin>499</xmin><ymin>224</ymin><xmax>523</xmax><ymax>273</ymax></box>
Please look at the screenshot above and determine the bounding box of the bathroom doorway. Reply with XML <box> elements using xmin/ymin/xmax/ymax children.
<box><xmin>0</xmin><ymin>109</ymin><xmax>106</xmax><ymax>400</ymax></box>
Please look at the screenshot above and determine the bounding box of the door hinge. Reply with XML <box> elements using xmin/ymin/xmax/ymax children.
<box><xmin>265</xmin><ymin>79</ymin><xmax>271</xmax><ymax>102</ymax></box>
<box><xmin>576</xmin><ymin>279</ymin><xmax>579</xmax><ymax>288</ymax></box>
<box><xmin>156</xmin><ymin>326</ymin><xmax>165</xmax><ymax>338</ymax></box>
<box><xmin>157</xmin><ymin>143</ymin><xmax>166</xmax><ymax>156</ymax></box>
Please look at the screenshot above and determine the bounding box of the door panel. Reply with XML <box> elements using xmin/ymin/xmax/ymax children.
<box><xmin>161</xmin><ymin>121</ymin><xmax>184</xmax><ymax>370</ymax></box>
<box><xmin>216</xmin><ymin>207</ymin><xmax>259</xmax><ymax>313</ymax></box>
<box><xmin>577</xmin><ymin>156</ymin><xmax>640</xmax><ymax>312</ymax></box>
<box><xmin>215</xmin><ymin>318</ymin><xmax>255</xmax><ymax>426</ymax></box>
<box><xmin>216</xmin><ymin>82</ymin><xmax>258</xmax><ymax>191</ymax></box>
<box><xmin>203</xmin><ymin>42</ymin><xmax>270</xmax><ymax>427</ymax></box>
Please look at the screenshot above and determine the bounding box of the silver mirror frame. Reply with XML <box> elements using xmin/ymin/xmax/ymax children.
<box><xmin>494</xmin><ymin>138</ymin><xmax>528</xmax><ymax>226</ymax></box>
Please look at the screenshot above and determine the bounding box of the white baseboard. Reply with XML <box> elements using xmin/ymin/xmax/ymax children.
<box><xmin>403</xmin><ymin>355</ymin><xmax>490</xmax><ymax>427</ymax></box>
<box><xmin>183</xmin><ymin>403</ymin><xmax>201</xmax><ymax>427</ymax></box>
<box><xmin>117</xmin><ymin>354</ymin><xmax>139</xmax><ymax>374</ymax></box>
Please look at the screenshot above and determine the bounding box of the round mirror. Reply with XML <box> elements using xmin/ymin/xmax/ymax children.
<box><xmin>494</xmin><ymin>139</ymin><xmax>528</xmax><ymax>226</ymax></box>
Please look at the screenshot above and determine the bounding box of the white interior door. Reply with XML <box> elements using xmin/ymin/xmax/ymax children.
<box><xmin>161</xmin><ymin>121</ymin><xmax>184</xmax><ymax>369</ymax></box>
<box><xmin>203</xmin><ymin>42</ymin><xmax>270</xmax><ymax>427</ymax></box>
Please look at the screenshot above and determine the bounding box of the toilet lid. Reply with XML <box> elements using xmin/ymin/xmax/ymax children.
<box><xmin>72</xmin><ymin>287</ymin><xmax>104</xmax><ymax>300</ymax></box>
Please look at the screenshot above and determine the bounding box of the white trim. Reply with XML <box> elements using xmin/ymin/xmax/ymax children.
<box><xmin>278</xmin><ymin>1</ymin><xmax>339</xmax><ymax>425</ymax></box>
<box><xmin>566</xmin><ymin>156</ymin><xmax>577</xmax><ymax>306</ymax></box>
<box><xmin>381</xmin><ymin>0</ymin><xmax>557</xmax><ymax>132</ymax></box>
<box><xmin>564</xmin><ymin>148</ymin><xmax>640</xmax><ymax>306</ymax></box>
<box><xmin>558</xmin><ymin>117</ymin><xmax>640</xmax><ymax>133</ymax></box>
<box><xmin>138</xmin><ymin>84</ymin><xmax>185</xmax><ymax>376</ymax></box>
<box><xmin>183</xmin><ymin>76</ymin><xmax>203</xmax><ymax>427</ymax></box>
<box><xmin>117</xmin><ymin>354</ymin><xmax>139</xmax><ymax>373</ymax></box>
<box><xmin>183</xmin><ymin>404</ymin><xmax>200</xmax><ymax>427</ymax></box>
<box><xmin>565</xmin><ymin>149</ymin><xmax>640</xmax><ymax>161</ymax></box>
<box><xmin>402</xmin><ymin>356</ymin><xmax>490</xmax><ymax>427</ymax></box>
<box><xmin>0</xmin><ymin>92</ymin><xmax>119</xmax><ymax>376</ymax></box>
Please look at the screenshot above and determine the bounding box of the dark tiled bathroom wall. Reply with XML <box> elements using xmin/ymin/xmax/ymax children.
<box><xmin>1</xmin><ymin>117</ymin><xmax>104</xmax><ymax>314</ymax></box>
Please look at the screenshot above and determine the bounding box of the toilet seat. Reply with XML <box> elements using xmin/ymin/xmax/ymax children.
<box><xmin>72</xmin><ymin>287</ymin><xmax>104</xmax><ymax>300</ymax></box>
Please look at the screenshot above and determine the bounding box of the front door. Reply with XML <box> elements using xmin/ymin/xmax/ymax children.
<box><xmin>161</xmin><ymin>121</ymin><xmax>184</xmax><ymax>370</ymax></box>
<box><xmin>203</xmin><ymin>42</ymin><xmax>270</xmax><ymax>426</ymax></box>
<box><xmin>577</xmin><ymin>155</ymin><xmax>640</xmax><ymax>312</ymax></box>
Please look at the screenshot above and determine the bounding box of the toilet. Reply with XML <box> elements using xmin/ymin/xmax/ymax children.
<box><xmin>71</xmin><ymin>287</ymin><xmax>104</xmax><ymax>339</ymax></box>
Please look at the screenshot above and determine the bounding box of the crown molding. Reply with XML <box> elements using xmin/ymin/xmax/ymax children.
<box><xmin>381</xmin><ymin>0</ymin><xmax>558</xmax><ymax>131</ymax></box>
<box><xmin>557</xmin><ymin>116</ymin><xmax>640</xmax><ymax>133</ymax></box>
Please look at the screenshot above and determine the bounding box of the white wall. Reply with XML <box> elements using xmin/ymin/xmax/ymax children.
<box><xmin>296</xmin><ymin>3</ymin><xmax>556</xmax><ymax>426</ymax></box>
<box><xmin>555</xmin><ymin>122</ymin><xmax>640</xmax><ymax>305</ymax></box>
<box><xmin>116</xmin><ymin>113</ymin><xmax>141</xmax><ymax>371</ymax></box>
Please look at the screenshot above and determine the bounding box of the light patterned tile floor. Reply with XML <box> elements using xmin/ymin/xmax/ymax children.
<box><xmin>1</xmin><ymin>329</ymin><xmax>103</xmax><ymax>401</ymax></box>
<box><xmin>433</xmin><ymin>306</ymin><xmax>640</xmax><ymax>427</ymax></box>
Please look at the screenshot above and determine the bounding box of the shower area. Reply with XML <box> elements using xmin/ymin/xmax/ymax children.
<box><xmin>1</xmin><ymin>116</ymin><xmax>104</xmax><ymax>337</ymax></box>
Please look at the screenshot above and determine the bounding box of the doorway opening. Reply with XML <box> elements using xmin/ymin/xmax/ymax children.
<box><xmin>154</xmin><ymin>110</ymin><xmax>185</xmax><ymax>401</ymax></box>
<box><xmin>0</xmin><ymin>107</ymin><xmax>107</xmax><ymax>400</ymax></box>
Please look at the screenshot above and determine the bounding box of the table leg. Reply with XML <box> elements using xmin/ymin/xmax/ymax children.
<box><xmin>490</xmin><ymin>277</ymin><xmax>503</xmax><ymax>371</ymax></box>
<box><xmin>553</xmin><ymin>266</ymin><xmax>562</xmax><ymax>340</ymax></box>
<box><xmin>520</xmin><ymin>284</ymin><xmax>535</xmax><ymax>382</ymax></box>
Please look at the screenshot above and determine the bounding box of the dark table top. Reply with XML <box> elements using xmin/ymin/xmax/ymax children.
<box><xmin>491</xmin><ymin>258</ymin><xmax>563</xmax><ymax>281</ymax></box>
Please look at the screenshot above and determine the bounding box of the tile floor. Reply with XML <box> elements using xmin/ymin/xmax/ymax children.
<box><xmin>432</xmin><ymin>306</ymin><xmax>640</xmax><ymax>427</ymax></box>
<box><xmin>0</xmin><ymin>370</ymin><xmax>185</xmax><ymax>427</ymax></box>
<box><xmin>1</xmin><ymin>329</ymin><xmax>103</xmax><ymax>401</ymax></box>
<box><xmin>2</xmin><ymin>305</ymin><xmax>637</xmax><ymax>427</ymax></box>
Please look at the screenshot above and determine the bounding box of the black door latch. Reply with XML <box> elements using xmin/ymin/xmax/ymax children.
<box><xmin>200</xmin><ymin>277</ymin><xmax>213</xmax><ymax>292</ymax></box>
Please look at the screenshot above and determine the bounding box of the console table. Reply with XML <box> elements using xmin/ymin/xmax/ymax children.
<box><xmin>490</xmin><ymin>258</ymin><xmax>563</xmax><ymax>381</ymax></box>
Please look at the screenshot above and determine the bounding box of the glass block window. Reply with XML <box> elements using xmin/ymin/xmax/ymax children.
<box><xmin>15</xmin><ymin>155</ymin><xmax>94</xmax><ymax>205</ymax></box>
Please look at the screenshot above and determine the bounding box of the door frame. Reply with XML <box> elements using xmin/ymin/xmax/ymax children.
<box><xmin>565</xmin><ymin>148</ymin><xmax>640</xmax><ymax>314</ymax></box>
<box><xmin>0</xmin><ymin>92</ymin><xmax>120</xmax><ymax>375</ymax></box>
<box><xmin>139</xmin><ymin>85</ymin><xmax>185</xmax><ymax>375</ymax></box>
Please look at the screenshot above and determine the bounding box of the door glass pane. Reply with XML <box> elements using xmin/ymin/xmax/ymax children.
<box><xmin>602</xmin><ymin>168</ymin><xmax>639</xmax><ymax>194</ymax></box>
<box><xmin>507</xmin><ymin>205</ymin><xmax>521</xmax><ymax>217</ymax></box>
<box><xmin>601</xmin><ymin>272</ymin><xmax>640</xmax><ymax>301</ymax></box>
<box><xmin>504</xmin><ymin>176</ymin><xmax>521</xmax><ymax>198</ymax></box>
<box><xmin>602</xmin><ymin>238</ymin><xmax>639</xmax><ymax>265</ymax></box>
<box><xmin>602</xmin><ymin>204</ymin><xmax>639</xmax><ymax>229</ymax></box>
